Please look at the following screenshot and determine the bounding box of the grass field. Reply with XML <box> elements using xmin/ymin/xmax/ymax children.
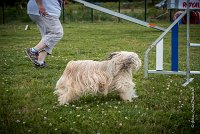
<box><xmin>0</xmin><ymin>21</ymin><xmax>200</xmax><ymax>133</ymax></box>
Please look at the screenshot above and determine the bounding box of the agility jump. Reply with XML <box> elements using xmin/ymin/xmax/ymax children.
<box><xmin>144</xmin><ymin>0</ymin><xmax>200</xmax><ymax>86</ymax></box>
<box><xmin>73</xmin><ymin>0</ymin><xmax>165</xmax><ymax>31</ymax></box>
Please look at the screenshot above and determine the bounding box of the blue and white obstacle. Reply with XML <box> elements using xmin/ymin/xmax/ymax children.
<box><xmin>145</xmin><ymin>0</ymin><xmax>200</xmax><ymax>86</ymax></box>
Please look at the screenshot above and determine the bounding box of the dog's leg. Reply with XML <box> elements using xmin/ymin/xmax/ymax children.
<box><xmin>119</xmin><ymin>89</ymin><xmax>134</xmax><ymax>102</ymax></box>
<box><xmin>54</xmin><ymin>88</ymin><xmax>67</xmax><ymax>97</ymax></box>
<box><xmin>117</xmin><ymin>84</ymin><xmax>138</xmax><ymax>102</ymax></box>
<box><xmin>131</xmin><ymin>89</ymin><xmax>138</xmax><ymax>98</ymax></box>
<box><xmin>58</xmin><ymin>88</ymin><xmax>79</xmax><ymax>105</ymax></box>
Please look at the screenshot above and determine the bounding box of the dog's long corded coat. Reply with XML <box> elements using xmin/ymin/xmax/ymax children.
<box><xmin>55</xmin><ymin>51</ymin><xmax>141</xmax><ymax>105</ymax></box>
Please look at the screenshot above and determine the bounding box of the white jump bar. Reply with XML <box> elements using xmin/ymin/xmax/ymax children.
<box><xmin>190</xmin><ymin>43</ymin><xmax>200</xmax><ymax>47</ymax></box>
<box><xmin>148</xmin><ymin>70</ymin><xmax>200</xmax><ymax>75</ymax></box>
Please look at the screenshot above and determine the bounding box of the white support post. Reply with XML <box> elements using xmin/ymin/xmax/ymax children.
<box><xmin>156</xmin><ymin>39</ymin><xmax>163</xmax><ymax>71</ymax></box>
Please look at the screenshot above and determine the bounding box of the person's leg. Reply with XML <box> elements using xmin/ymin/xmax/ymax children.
<box><xmin>26</xmin><ymin>14</ymin><xmax>63</xmax><ymax>66</ymax></box>
<box><xmin>34</xmin><ymin>40</ymin><xmax>47</xmax><ymax>65</ymax></box>
<box><xmin>26</xmin><ymin>15</ymin><xmax>47</xmax><ymax>65</ymax></box>
<box><xmin>30</xmin><ymin>15</ymin><xmax>48</xmax><ymax>64</ymax></box>
<box><xmin>36</xmin><ymin>14</ymin><xmax>63</xmax><ymax>66</ymax></box>
<box><xmin>41</xmin><ymin>14</ymin><xmax>64</xmax><ymax>55</ymax></box>
<box><xmin>37</xmin><ymin>15</ymin><xmax>63</xmax><ymax>66</ymax></box>
<box><xmin>29</xmin><ymin>14</ymin><xmax>47</xmax><ymax>51</ymax></box>
<box><xmin>34</xmin><ymin>40</ymin><xmax>46</xmax><ymax>51</ymax></box>
<box><xmin>38</xmin><ymin>50</ymin><xmax>47</xmax><ymax>64</ymax></box>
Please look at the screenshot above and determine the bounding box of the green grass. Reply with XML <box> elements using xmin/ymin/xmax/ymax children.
<box><xmin>0</xmin><ymin>21</ymin><xmax>200</xmax><ymax>134</ymax></box>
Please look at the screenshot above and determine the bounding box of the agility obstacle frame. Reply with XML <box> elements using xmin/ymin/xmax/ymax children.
<box><xmin>73</xmin><ymin>0</ymin><xmax>165</xmax><ymax>31</ymax></box>
<box><xmin>144</xmin><ymin>0</ymin><xmax>200</xmax><ymax>86</ymax></box>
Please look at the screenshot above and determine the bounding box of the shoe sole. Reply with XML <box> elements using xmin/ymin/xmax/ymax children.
<box><xmin>35</xmin><ymin>65</ymin><xmax>48</xmax><ymax>68</ymax></box>
<box><xmin>25</xmin><ymin>49</ymin><xmax>40</xmax><ymax>66</ymax></box>
<box><xmin>35</xmin><ymin>63</ymin><xmax>48</xmax><ymax>68</ymax></box>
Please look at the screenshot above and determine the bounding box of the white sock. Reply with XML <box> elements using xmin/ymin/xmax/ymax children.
<box><xmin>31</xmin><ymin>48</ymin><xmax>38</xmax><ymax>53</ymax></box>
<box><xmin>37</xmin><ymin>61</ymin><xmax>44</xmax><ymax>65</ymax></box>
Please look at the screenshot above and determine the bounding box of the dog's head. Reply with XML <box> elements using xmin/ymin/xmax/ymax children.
<box><xmin>107</xmin><ymin>51</ymin><xmax>142</xmax><ymax>72</ymax></box>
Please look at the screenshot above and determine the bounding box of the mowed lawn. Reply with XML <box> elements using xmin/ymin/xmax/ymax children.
<box><xmin>0</xmin><ymin>21</ymin><xmax>200</xmax><ymax>133</ymax></box>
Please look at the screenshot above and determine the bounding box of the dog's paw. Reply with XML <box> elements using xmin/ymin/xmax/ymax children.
<box><xmin>59</xmin><ymin>101</ymin><xmax>69</xmax><ymax>106</ymax></box>
<box><xmin>58</xmin><ymin>96</ymin><xmax>69</xmax><ymax>105</ymax></box>
<box><xmin>58</xmin><ymin>100</ymin><xmax>69</xmax><ymax>105</ymax></box>
<box><xmin>123</xmin><ymin>99</ymin><xmax>133</xmax><ymax>103</ymax></box>
<box><xmin>132</xmin><ymin>94</ymin><xmax>138</xmax><ymax>98</ymax></box>
<box><xmin>128</xmin><ymin>99</ymin><xmax>133</xmax><ymax>102</ymax></box>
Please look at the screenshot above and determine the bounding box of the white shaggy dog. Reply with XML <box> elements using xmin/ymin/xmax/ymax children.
<box><xmin>55</xmin><ymin>51</ymin><xmax>142</xmax><ymax>105</ymax></box>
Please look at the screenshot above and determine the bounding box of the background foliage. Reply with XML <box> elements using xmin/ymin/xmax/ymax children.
<box><xmin>0</xmin><ymin>0</ymin><xmax>169</xmax><ymax>24</ymax></box>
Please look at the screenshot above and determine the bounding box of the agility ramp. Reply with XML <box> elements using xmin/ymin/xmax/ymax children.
<box><xmin>73</xmin><ymin>0</ymin><xmax>165</xmax><ymax>31</ymax></box>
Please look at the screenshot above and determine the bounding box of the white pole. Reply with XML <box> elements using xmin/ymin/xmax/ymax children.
<box><xmin>156</xmin><ymin>39</ymin><xmax>163</xmax><ymax>71</ymax></box>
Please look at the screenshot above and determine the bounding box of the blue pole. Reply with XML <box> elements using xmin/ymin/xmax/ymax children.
<box><xmin>171</xmin><ymin>23</ymin><xmax>179</xmax><ymax>71</ymax></box>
